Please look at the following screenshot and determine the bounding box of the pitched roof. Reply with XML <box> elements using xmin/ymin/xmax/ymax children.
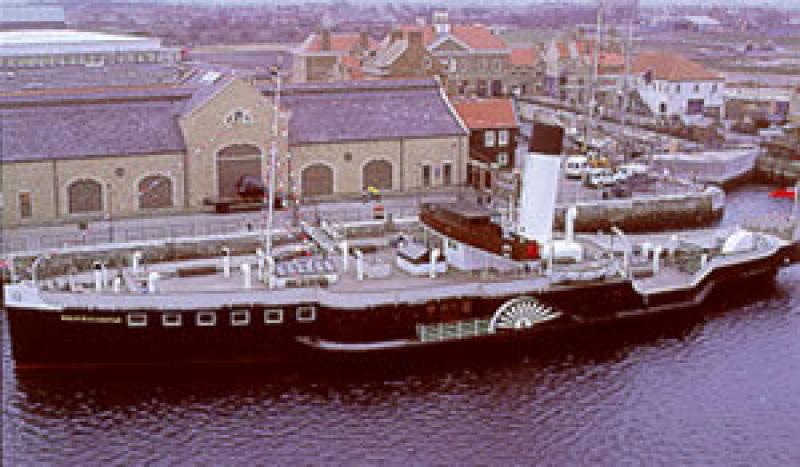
<box><xmin>452</xmin><ymin>98</ymin><xmax>517</xmax><ymax>130</ymax></box>
<box><xmin>510</xmin><ymin>47</ymin><xmax>540</xmax><ymax>66</ymax></box>
<box><xmin>397</xmin><ymin>25</ymin><xmax>508</xmax><ymax>51</ymax></box>
<box><xmin>633</xmin><ymin>52</ymin><xmax>723</xmax><ymax>81</ymax></box>
<box><xmin>276</xmin><ymin>79</ymin><xmax>466</xmax><ymax>144</ymax></box>
<box><xmin>298</xmin><ymin>32</ymin><xmax>378</xmax><ymax>54</ymax></box>
<box><xmin>1</xmin><ymin>100</ymin><xmax>185</xmax><ymax>162</ymax></box>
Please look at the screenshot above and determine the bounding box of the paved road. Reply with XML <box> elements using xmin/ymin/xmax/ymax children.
<box><xmin>1</xmin><ymin>192</ymin><xmax>458</xmax><ymax>255</ymax></box>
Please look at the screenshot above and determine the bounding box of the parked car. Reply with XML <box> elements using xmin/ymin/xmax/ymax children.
<box><xmin>614</xmin><ymin>163</ymin><xmax>649</xmax><ymax>182</ymax></box>
<box><xmin>583</xmin><ymin>167</ymin><xmax>616</xmax><ymax>188</ymax></box>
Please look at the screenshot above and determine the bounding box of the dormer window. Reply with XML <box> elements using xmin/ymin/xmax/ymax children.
<box><xmin>225</xmin><ymin>108</ymin><xmax>253</xmax><ymax>127</ymax></box>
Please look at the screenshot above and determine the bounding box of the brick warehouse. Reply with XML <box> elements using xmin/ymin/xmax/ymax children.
<box><xmin>0</xmin><ymin>76</ymin><xmax>469</xmax><ymax>227</ymax></box>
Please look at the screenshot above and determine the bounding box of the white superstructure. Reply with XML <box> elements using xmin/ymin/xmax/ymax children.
<box><xmin>517</xmin><ymin>153</ymin><xmax>561</xmax><ymax>244</ymax></box>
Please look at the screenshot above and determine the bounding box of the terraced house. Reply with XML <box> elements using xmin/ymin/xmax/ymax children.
<box><xmin>0</xmin><ymin>77</ymin><xmax>468</xmax><ymax>227</ymax></box>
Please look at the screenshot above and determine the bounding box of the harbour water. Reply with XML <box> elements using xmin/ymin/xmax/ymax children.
<box><xmin>2</xmin><ymin>185</ymin><xmax>799</xmax><ymax>465</ymax></box>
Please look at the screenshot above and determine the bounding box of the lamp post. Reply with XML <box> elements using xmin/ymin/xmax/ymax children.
<box><xmin>106</xmin><ymin>183</ymin><xmax>114</xmax><ymax>243</ymax></box>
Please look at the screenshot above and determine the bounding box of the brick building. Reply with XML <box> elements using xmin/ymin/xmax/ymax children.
<box><xmin>291</xmin><ymin>30</ymin><xmax>378</xmax><ymax>83</ymax></box>
<box><xmin>453</xmin><ymin>98</ymin><xmax>519</xmax><ymax>196</ymax></box>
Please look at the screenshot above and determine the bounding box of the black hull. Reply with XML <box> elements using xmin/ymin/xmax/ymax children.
<box><xmin>4</xmin><ymin>244</ymin><xmax>796</xmax><ymax>370</ymax></box>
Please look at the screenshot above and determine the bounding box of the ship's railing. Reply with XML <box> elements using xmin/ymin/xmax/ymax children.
<box><xmin>417</xmin><ymin>319</ymin><xmax>493</xmax><ymax>343</ymax></box>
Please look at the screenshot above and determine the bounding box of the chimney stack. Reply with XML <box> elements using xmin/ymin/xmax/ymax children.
<box><xmin>408</xmin><ymin>30</ymin><xmax>423</xmax><ymax>48</ymax></box>
<box><xmin>433</xmin><ymin>10</ymin><xmax>450</xmax><ymax>35</ymax></box>
<box><xmin>390</xmin><ymin>29</ymin><xmax>404</xmax><ymax>43</ymax></box>
<box><xmin>320</xmin><ymin>30</ymin><xmax>331</xmax><ymax>51</ymax></box>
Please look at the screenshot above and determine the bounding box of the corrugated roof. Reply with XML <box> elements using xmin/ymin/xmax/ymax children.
<box><xmin>453</xmin><ymin>98</ymin><xmax>517</xmax><ymax>130</ymax></box>
<box><xmin>278</xmin><ymin>79</ymin><xmax>466</xmax><ymax>144</ymax></box>
<box><xmin>633</xmin><ymin>52</ymin><xmax>723</xmax><ymax>81</ymax></box>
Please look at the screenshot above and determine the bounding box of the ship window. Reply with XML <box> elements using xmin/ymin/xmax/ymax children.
<box><xmin>296</xmin><ymin>306</ymin><xmax>316</xmax><ymax>322</ymax></box>
<box><xmin>127</xmin><ymin>313</ymin><xmax>147</xmax><ymax>327</ymax></box>
<box><xmin>265</xmin><ymin>308</ymin><xmax>284</xmax><ymax>324</ymax></box>
<box><xmin>162</xmin><ymin>312</ymin><xmax>182</xmax><ymax>327</ymax></box>
<box><xmin>231</xmin><ymin>309</ymin><xmax>251</xmax><ymax>326</ymax></box>
<box><xmin>196</xmin><ymin>311</ymin><xmax>217</xmax><ymax>327</ymax></box>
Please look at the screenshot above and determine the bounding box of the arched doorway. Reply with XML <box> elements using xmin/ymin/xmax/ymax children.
<box><xmin>301</xmin><ymin>164</ymin><xmax>333</xmax><ymax>198</ymax></box>
<box><xmin>67</xmin><ymin>179</ymin><xmax>103</xmax><ymax>214</ymax></box>
<box><xmin>138</xmin><ymin>175</ymin><xmax>173</xmax><ymax>209</ymax></box>
<box><xmin>216</xmin><ymin>144</ymin><xmax>262</xmax><ymax>199</ymax></box>
<box><xmin>362</xmin><ymin>159</ymin><xmax>393</xmax><ymax>191</ymax></box>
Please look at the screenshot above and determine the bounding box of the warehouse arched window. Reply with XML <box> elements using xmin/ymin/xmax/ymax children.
<box><xmin>138</xmin><ymin>175</ymin><xmax>174</xmax><ymax>210</ymax></box>
<box><xmin>67</xmin><ymin>179</ymin><xmax>103</xmax><ymax>214</ymax></box>
<box><xmin>362</xmin><ymin>159</ymin><xmax>393</xmax><ymax>191</ymax></box>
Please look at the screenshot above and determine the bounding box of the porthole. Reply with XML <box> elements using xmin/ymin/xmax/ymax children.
<box><xmin>127</xmin><ymin>312</ymin><xmax>147</xmax><ymax>327</ymax></box>
<box><xmin>264</xmin><ymin>308</ymin><xmax>284</xmax><ymax>324</ymax></box>
<box><xmin>196</xmin><ymin>311</ymin><xmax>217</xmax><ymax>327</ymax></box>
<box><xmin>231</xmin><ymin>309</ymin><xmax>251</xmax><ymax>326</ymax></box>
<box><xmin>162</xmin><ymin>312</ymin><xmax>182</xmax><ymax>327</ymax></box>
<box><xmin>296</xmin><ymin>306</ymin><xmax>316</xmax><ymax>323</ymax></box>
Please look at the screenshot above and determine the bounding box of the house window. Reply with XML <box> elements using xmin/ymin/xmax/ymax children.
<box><xmin>443</xmin><ymin>163</ymin><xmax>452</xmax><ymax>185</ymax></box>
<box><xmin>498</xmin><ymin>129</ymin><xmax>509</xmax><ymax>146</ymax></box>
<box><xmin>449</xmin><ymin>59</ymin><xmax>457</xmax><ymax>73</ymax></box>
<box><xmin>659</xmin><ymin>102</ymin><xmax>667</xmax><ymax>113</ymax></box>
<box><xmin>498</xmin><ymin>152</ymin><xmax>509</xmax><ymax>167</ymax></box>
<box><xmin>18</xmin><ymin>192</ymin><xmax>32</xmax><ymax>219</ymax></box>
<box><xmin>484</xmin><ymin>171</ymin><xmax>492</xmax><ymax>189</ymax></box>
<box><xmin>694</xmin><ymin>84</ymin><xmax>700</xmax><ymax>93</ymax></box>
<box><xmin>676</xmin><ymin>84</ymin><xmax>681</xmax><ymax>93</ymax></box>
<box><xmin>484</xmin><ymin>130</ymin><xmax>496</xmax><ymax>147</ymax></box>
<box><xmin>422</xmin><ymin>165</ymin><xmax>432</xmax><ymax>187</ymax></box>
<box><xmin>712</xmin><ymin>83</ymin><xmax>718</xmax><ymax>94</ymax></box>
<box><xmin>225</xmin><ymin>109</ymin><xmax>253</xmax><ymax>126</ymax></box>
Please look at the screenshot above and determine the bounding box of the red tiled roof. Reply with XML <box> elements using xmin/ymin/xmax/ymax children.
<box><xmin>510</xmin><ymin>47</ymin><xmax>540</xmax><ymax>66</ymax></box>
<box><xmin>453</xmin><ymin>98</ymin><xmax>517</xmax><ymax>130</ymax></box>
<box><xmin>397</xmin><ymin>24</ymin><xmax>508</xmax><ymax>51</ymax></box>
<box><xmin>301</xmin><ymin>32</ymin><xmax>378</xmax><ymax>53</ymax></box>
<box><xmin>633</xmin><ymin>52</ymin><xmax>723</xmax><ymax>81</ymax></box>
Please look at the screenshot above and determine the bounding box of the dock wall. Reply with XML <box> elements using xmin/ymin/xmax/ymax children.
<box><xmin>650</xmin><ymin>148</ymin><xmax>758</xmax><ymax>186</ymax></box>
<box><xmin>554</xmin><ymin>186</ymin><xmax>724</xmax><ymax>233</ymax></box>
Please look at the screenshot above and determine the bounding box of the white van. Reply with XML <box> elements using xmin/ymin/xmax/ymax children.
<box><xmin>564</xmin><ymin>156</ymin><xmax>589</xmax><ymax>179</ymax></box>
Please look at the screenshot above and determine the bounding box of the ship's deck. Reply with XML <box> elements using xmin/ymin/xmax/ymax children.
<box><xmin>9</xmin><ymin>228</ymin><xmax>789</xmax><ymax>311</ymax></box>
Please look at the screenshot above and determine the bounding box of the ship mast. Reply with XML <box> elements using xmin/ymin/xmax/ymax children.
<box><xmin>265</xmin><ymin>67</ymin><xmax>281</xmax><ymax>258</ymax></box>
